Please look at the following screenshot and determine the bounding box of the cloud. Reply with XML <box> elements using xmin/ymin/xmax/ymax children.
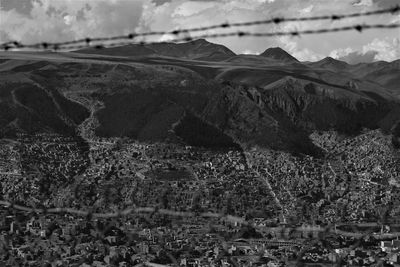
<box><xmin>173</xmin><ymin>1</ymin><xmax>216</xmax><ymax>17</ymax></box>
<box><xmin>0</xmin><ymin>0</ymin><xmax>145</xmax><ymax>44</ymax></box>
<box><xmin>153</xmin><ymin>0</ymin><xmax>172</xmax><ymax>6</ymax></box>
<box><xmin>299</xmin><ymin>5</ymin><xmax>314</xmax><ymax>14</ymax></box>
<box><xmin>352</xmin><ymin>0</ymin><xmax>373</xmax><ymax>7</ymax></box>
<box><xmin>137</xmin><ymin>0</ymin><xmax>281</xmax><ymax>50</ymax></box>
<box><xmin>0</xmin><ymin>0</ymin><xmax>33</xmax><ymax>15</ymax></box>
<box><xmin>331</xmin><ymin>37</ymin><xmax>400</xmax><ymax>63</ymax></box>
<box><xmin>329</xmin><ymin>47</ymin><xmax>354</xmax><ymax>58</ymax></box>
<box><xmin>372</xmin><ymin>0</ymin><xmax>400</xmax><ymax>8</ymax></box>
<box><xmin>0</xmin><ymin>0</ymin><xmax>398</xmax><ymax>63</ymax></box>
<box><xmin>135</xmin><ymin>0</ymin><xmax>399</xmax><ymax>61</ymax></box>
<box><xmin>362</xmin><ymin>37</ymin><xmax>400</xmax><ymax>62</ymax></box>
<box><xmin>337</xmin><ymin>50</ymin><xmax>378</xmax><ymax>64</ymax></box>
<box><xmin>241</xmin><ymin>49</ymin><xmax>261</xmax><ymax>55</ymax></box>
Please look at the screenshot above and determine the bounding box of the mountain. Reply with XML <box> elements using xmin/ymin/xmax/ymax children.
<box><xmin>1</xmin><ymin>43</ymin><xmax>400</xmax><ymax>154</ymax></box>
<box><xmin>352</xmin><ymin>59</ymin><xmax>400</xmax><ymax>93</ymax></box>
<box><xmin>76</xmin><ymin>39</ymin><xmax>236</xmax><ymax>61</ymax></box>
<box><xmin>308</xmin><ymin>57</ymin><xmax>349</xmax><ymax>72</ymax></box>
<box><xmin>259</xmin><ymin>47</ymin><xmax>299</xmax><ymax>62</ymax></box>
<box><xmin>75</xmin><ymin>44</ymin><xmax>155</xmax><ymax>57</ymax></box>
<box><xmin>0</xmin><ymin>79</ymin><xmax>89</xmax><ymax>137</ymax></box>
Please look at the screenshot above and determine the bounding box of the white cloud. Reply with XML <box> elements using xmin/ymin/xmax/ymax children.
<box><xmin>0</xmin><ymin>0</ymin><xmax>398</xmax><ymax>63</ymax></box>
<box><xmin>362</xmin><ymin>37</ymin><xmax>400</xmax><ymax>62</ymax></box>
<box><xmin>241</xmin><ymin>49</ymin><xmax>260</xmax><ymax>55</ymax></box>
<box><xmin>330</xmin><ymin>37</ymin><xmax>400</xmax><ymax>63</ymax></box>
<box><xmin>172</xmin><ymin>1</ymin><xmax>215</xmax><ymax>17</ymax></box>
<box><xmin>0</xmin><ymin>0</ymin><xmax>145</xmax><ymax>44</ymax></box>
<box><xmin>337</xmin><ymin>50</ymin><xmax>378</xmax><ymax>64</ymax></box>
<box><xmin>299</xmin><ymin>5</ymin><xmax>314</xmax><ymax>15</ymax></box>
<box><xmin>330</xmin><ymin>47</ymin><xmax>354</xmax><ymax>59</ymax></box>
<box><xmin>63</xmin><ymin>14</ymin><xmax>74</xmax><ymax>25</ymax></box>
<box><xmin>352</xmin><ymin>0</ymin><xmax>373</xmax><ymax>6</ymax></box>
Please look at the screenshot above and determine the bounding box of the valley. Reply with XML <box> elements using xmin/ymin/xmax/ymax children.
<box><xmin>0</xmin><ymin>40</ymin><xmax>400</xmax><ymax>266</ymax></box>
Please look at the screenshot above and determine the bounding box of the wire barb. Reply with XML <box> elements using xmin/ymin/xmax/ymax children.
<box><xmin>0</xmin><ymin>6</ymin><xmax>399</xmax><ymax>52</ymax></box>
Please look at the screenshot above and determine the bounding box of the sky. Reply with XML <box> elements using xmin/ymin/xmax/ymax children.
<box><xmin>0</xmin><ymin>0</ymin><xmax>399</xmax><ymax>63</ymax></box>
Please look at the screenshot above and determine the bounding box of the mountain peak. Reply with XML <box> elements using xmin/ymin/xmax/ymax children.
<box><xmin>75</xmin><ymin>38</ymin><xmax>235</xmax><ymax>61</ymax></box>
<box><xmin>323</xmin><ymin>56</ymin><xmax>336</xmax><ymax>62</ymax></box>
<box><xmin>259</xmin><ymin>47</ymin><xmax>298</xmax><ymax>62</ymax></box>
<box><xmin>190</xmin><ymin>38</ymin><xmax>209</xmax><ymax>44</ymax></box>
<box><xmin>321</xmin><ymin>57</ymin><xmax>345</xmax><ymax>63</ymax></box>
<box><xmin>313</xmin><ymin>57</ymin><xmax>349</xmax><ymax>69</ymax></box>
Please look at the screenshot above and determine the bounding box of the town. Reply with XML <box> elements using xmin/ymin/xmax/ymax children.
<box><xmin>1</xmin><ymin>129</ymin><xmax>400</xmax><ymax>266</ymax></box>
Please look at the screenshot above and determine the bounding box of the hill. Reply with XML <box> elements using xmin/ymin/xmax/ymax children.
<box><xmin>0</xmin><ymin>46</ymin><xmax>399</xmax><ymax>154</ymax></box>
<box><xmin>259</xmin><ymin>47</ymin><xmax>299</xmax><ymax>62</ymax></box>
<box><xmin>307</xmin><ymin>57</ymin><xmax>349</xmax><ymax>72</ymax></box>
<box><xmin>76</xmin><ymin>39</ymin><xmax>236</xmax><ymax>61</ymax></box>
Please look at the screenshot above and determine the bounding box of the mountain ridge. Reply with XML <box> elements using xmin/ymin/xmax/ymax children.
<box><xmin>1</xmin><ymin>44</ymin><xmax>400</xmax><ymax>154</ymax></box>
<box><xmin>76</xmin><ymin>38</ymin><xmax>236</xmax><ymax>61</ymax></box>
<box><xmin>259</xmin><ymin>47</ymin><xmax>299</xmax><ymax>62</ymax></box>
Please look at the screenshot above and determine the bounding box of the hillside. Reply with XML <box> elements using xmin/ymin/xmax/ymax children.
<box><xmin>260</xmin><ymin>47</ymin><xmax>299</xmax><ymax>62</ymax></box>
<box><xmin>0</xmin><ymin>75</ymin><xmax>89</xmax><ymax>138</ymax></box>
<box><xmin>307</xmin><ymin>57</ymin><xmax>349</xmax><ymax>72</ymax></box>
<box><xmin>1</xmin><ymin>41</ymin><xmax>400</xmax><ymax>154</ymax></box>
<box><xmin>76</xmin><ymin>39</ymin><xmax>236</xmax><ymax>61</ymax></box>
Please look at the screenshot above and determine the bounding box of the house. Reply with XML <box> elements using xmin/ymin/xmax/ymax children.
<box><xmin>105</xmin><ymin>235</ymin><xmax>117</xmax><ymax>245</ymax></box>
<box><xmin>381</xmin><ymin>239</ymin><xmax>400</xmax><ymax>252</ymax></box>
<box><xmin>389</xmin><ymin>253</ymin><xmax>400</xmax><ymax>264</ymax></box>
<box><xmin>26</xmin><ymin>217</ymin><xmax>44</xmax><ymax>236</ymax></box>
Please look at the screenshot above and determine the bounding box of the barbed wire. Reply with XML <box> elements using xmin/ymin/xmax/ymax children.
<box><xmin>0</xmin><ymin>4</ymin><xmax>398</xmax><ymax>51</ymax></box>
<box><xmin>2</xmin><ymin>23</ymin><xmax>398</xmax><ymax>53</ymax></box>
<box><xmin>1</xmin><ymin>7</ymin><xmax>399</xmax><ymax>266</ymax></box>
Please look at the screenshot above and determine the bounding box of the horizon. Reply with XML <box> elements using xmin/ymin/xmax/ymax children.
<box><xmin>2</xmin><ymin>38</ymin><xmax>399</xmax><ymax>64</ymax></box>
<box><xmin>140</xmin><ymin>39</ymin><xmax>400</xmax><ymax>64</ymax></box>
<box><xmin>1</xmin><ymin>0</ymin><xmax>399</xmax><ymax>63</ymax></box>
<box><xmin>1</xmin><ymin>1</ymin><xmax>400</xmax><ymax>265</ymax></box>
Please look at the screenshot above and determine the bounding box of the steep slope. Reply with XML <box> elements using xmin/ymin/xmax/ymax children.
<box><xmin>0</xmin><ymin>80</ymin><xmax>89</xmax><ymax>137</ymax></box>
<box><xmin>1</xmin><ymin>51</ymin><xmax>400</xmax><ymax>154</ymax></box>
<box><xmin>260</xmin><ymin>77</ymin><xmax>394</xmax><ymax>133</ymax></box>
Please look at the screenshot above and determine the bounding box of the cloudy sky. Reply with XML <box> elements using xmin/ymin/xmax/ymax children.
<box><xmin>1</xmin><ymin>0</ymin><xmax>399</xmax><ymax>62</ymax></box>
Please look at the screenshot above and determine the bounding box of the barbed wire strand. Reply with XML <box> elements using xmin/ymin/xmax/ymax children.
<box><xmin>1</xmin><ymin>8</ymin><xmax>400</xmax><ymax>266</ymax></box>
<box><xmin>3</xmin><ymin>23</ymin><xmax>398</xmax><ymax>52</ymax></box>
<box><xmin>0</xmin><ymin>4</ymin><xmax>398</xmax><ymax>51</ymax></box>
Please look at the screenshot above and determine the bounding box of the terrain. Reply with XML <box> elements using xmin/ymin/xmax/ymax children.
<box><xmin>1</xmin><ymin>40</ymin><xmax>400</xmax><ymax>266</ymax></box>
<box><xmin>0</xmin><ymin>40</ymin><xmax>399</xmax><ymax>155</ymax></box>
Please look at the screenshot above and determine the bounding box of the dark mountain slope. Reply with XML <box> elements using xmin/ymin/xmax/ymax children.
<box><xmin>0</xmin><ymin>81</ymin><xmax>89</xmax><ymax>137</ymax></box>
<box><xmin>199</xmin><ymin>82</ymin><xmax>322</xmax><ymax>154</ymax></box>
<box><xmin>260</xmin><ymin>77</ymin><xmax>393</xmax><ymax>134</ymax></box>
<box><xmin>1</xmin><ymin>51</ymin><xmax>400</xmax><ymax>154</ymax></box>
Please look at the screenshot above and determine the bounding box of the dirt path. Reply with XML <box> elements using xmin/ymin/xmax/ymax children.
<box><xmin>62</xmin><ymin>92</ymin><xmax>105</xmax><ymax>142</ymax></box>
<box><xmin>77</xmin><ymin>99</ymin><xmax>104</xmax><ymax>141</ymax></box>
